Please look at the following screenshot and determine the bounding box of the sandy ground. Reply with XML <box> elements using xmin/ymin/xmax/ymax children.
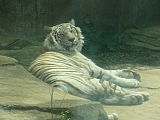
<box><xmin>104</xmin><ymin>69</ymin><xmax>160</xmax><ymax>120</ymax></box>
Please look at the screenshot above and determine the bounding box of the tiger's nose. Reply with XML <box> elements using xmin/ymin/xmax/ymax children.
<box><xmin>68</xmin><ymin>38</ymin><xmax>75</xmax><ymax>42</ymax></box>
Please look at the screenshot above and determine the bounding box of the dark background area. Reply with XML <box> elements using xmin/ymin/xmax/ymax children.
<box><xmin>0</xmin><ymin>0</ymin><xmax>160</xmax><ymax>36</ymax></box>
<box><xmin>0</xmin><ymin>0</ymin><xmax>160</xmax><ymax>66</ymax></box>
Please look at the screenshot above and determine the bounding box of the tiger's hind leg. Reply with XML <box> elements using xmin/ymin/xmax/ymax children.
<box><xmin>50</xmin><ymin>77</ymin><xmax>120</xmax><ymax>119</ymax></box>
<box><xmin>50</xmin><ymin>76</ymin><xmax>149</xmax><ymax>105</ymax></box>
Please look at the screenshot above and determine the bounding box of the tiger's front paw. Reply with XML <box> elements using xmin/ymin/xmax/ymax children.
<box><xmin>124</xmin><ymin>91</ymin><xmax>149</xmax><ymax>105</ymax></box>
<box><xmin>123</xmin><ymin>69</ymin><xmax>141</xmax><ymax>81</ymax></box>
<box><xmin>130</xmin><ymin>91</ymin><xmax>150</xmax><ymax>101</ymax></box>
<box><xmin>122</xmin><ymin>94</ymin><xmax>144</xmax><ymax>105</ymax></box>
<box><xmin>128</xmin><ymin>79</ymin><xmax>140</xmax><ymax>88</ymax></box>
<box><xmin>118</xmin><ymin>78</ymin><xmax>140</xmax><ymax>88</ymax></box>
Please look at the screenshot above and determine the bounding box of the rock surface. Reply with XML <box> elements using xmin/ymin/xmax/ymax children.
<box><xmin>0</xmin><ymin>0</ymin><xmax>160</xmax><ymax>36</ymax></box>
<box><xmin>0</xmin><ymin>46</ymin><xmax>45</xmax><ymax>66</ymax></box>
<box><xmin>0</xmin><ymin>55</ymin><xmax>108</xmax><ymax>120</ymax></box>
<box><xmin>0</xmin><ymin>55</ymin><xmax>18</xmax><ymax>65</ymax></box>
<box><xmin>124</xmin><ymin>26</ymin><xmax>160</xmax><ymax>50</ymax></box>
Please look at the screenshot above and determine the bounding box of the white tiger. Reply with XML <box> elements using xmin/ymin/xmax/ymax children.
<box><xmin>29</xmin><ymin>19</ymin><xmax>149</xmax><ymax>120</ymax></box>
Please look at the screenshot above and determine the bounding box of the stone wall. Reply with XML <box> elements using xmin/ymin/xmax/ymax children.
<box><xmin>0</xmin><ymin>0</ymin><xmax>72</xmax><ymax>39</ymax></box>
<box><xmin>0</xmin><ymin>0</ymin><xmax>160</xmax><ymax>39</ymax></box>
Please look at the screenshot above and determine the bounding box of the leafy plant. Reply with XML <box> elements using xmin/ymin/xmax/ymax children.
<box><xmin>81</xmin><ymin>25</ymin><xmax>126</xmax><ymax>56</ymax></box>
<box><xmin>60</xmin><ymin>110</ymin><xmax>71</xmax><ymax>120</ymax></box>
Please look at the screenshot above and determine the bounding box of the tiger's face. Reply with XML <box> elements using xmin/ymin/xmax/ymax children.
<box><xmin>44</xmin><ymin>19</ymin><xmax>84</xmax><ymax>52</ymax></box>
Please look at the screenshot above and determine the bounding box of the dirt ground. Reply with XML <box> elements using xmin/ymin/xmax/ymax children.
<box><xmin>104</xmin><ymin>69</ymin><xmax>160</xmax><ymax>120</ymax></box>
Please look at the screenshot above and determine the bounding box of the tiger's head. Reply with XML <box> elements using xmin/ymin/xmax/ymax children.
<box><xmin>43</xmin><ymin>19</ymin><xmax>84</xmax><ymax>52</ymax></box>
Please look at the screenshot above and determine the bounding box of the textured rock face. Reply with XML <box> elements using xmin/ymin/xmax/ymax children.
<box><xmin>0</xmin><ymin>46</ymin><xmax>45</xmax><ymax>66</ymax></box>
<box><xmin>0</xmin><ymin>55</ymin><xmax>18</xmax><ymax>65</ymax></box>
<box><xmin>0</xmin><ymin>0</ymin><xmax>72</xmax><ymax>37</ymax></box>
<box><xmin>0</xmin><ymin>0</ymin><xmax>160</xmax><ymax>37</ymax></box>
<box><xmin>124</xmin><ymin>26</ymin><xmax>160</xmax><ymax>51</ymax></box>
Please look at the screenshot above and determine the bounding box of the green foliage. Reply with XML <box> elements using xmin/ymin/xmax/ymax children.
<box><xmin>80</xmin><ymin>25</ymin><xmax>160</xmax><ymax>66</ymax></box>
<box><xmin>60</xmin><ymin>110</ymin><xmax>71</xmax><ymax>120</ymax></box>
<box><xmin>81</xmin><ymin>26</ymin><xmax>125</xmax><ymax>55</ymax></box>
<box><xmin>134</xmin><ymin>24</ymin><xmax>147</xmax><ymax>29</ymax></box>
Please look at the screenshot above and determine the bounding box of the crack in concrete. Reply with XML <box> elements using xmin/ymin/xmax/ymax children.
<box><xmin>0</xmin><ymin>104</ymin><xmax>69</xmax><ymax>115</ymax></box>
<box><xmin>0</xmin><ymin>63</ymin><xmax>17</xmax><ymax>66</ymax></box>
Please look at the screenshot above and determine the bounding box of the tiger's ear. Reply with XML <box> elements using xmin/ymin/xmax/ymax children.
<box><xmin>69</xmin><ymin>19</ymin><xmax>75</xmax><ymax>25</ymax></box>
<box><xmin>44</xmin><ymin>26</ymin><xmax>52</xmax><ymax>31</ymax></box>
